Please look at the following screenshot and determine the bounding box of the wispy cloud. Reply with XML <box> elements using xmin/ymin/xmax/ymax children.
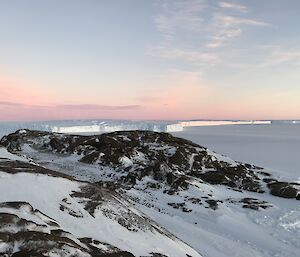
<box><xmin>0</xmin><ymin>101</ymin><xmax>25</xmax><ymax>107</ymax></box>
<box><xmin>148</xmin><ymin>45</ymin><xmax>220</xmax><ymax>64</ymax></box>
<box><xmin>207</xmin><ymin>27</ymin><xmax>242</xmax><ymax>48</ymax></box>
<box><xmin>151</xmin><ymin>0</ymin><xmax>216</xmax><ymax>65</ymax></box>
<box><xmin>208</xmin><ymin>13</ymin><xmax>270</xmax><ymax>48</ymax></box>
<box><xmin>219</xmin><ymin>2</ymin><xmax>248</xmax><ymax>12</ymax></box>
<box><xmin>154</xmin><ymin>0</ymin><xmax>206</xmax><ymax>41</ymax></box>
<box><xmin>57</xmin><ymin>104</ymin><xmax>142</xmax><ymax>110</ymax></box>
<box><xmin>0</xmin><ymin>101</ymin><xmax>143</xmax><ymax>121</ymax></box>
<box><xmin>258</xmin><ymin>46</ymin><xmax>300</xmax><ymax>66</ymax></box>
<box><xmin>0</xmin><ymin>101</ymin><xmax>48</xmax><ymax>108</ymax></box>
<box><xmin>215</xmin><ymin>14</ymin><xmax>270</xmax><ymax>27</ymax></box>
<box><xmin>152</xmin><ymin>0</ymin><xmax>271</xmax><ymax>66</ymax></box>
<box><xmin>0</xmin><ymin>101</ymin><xmax>142</xmax><ymax>111</ymax></box>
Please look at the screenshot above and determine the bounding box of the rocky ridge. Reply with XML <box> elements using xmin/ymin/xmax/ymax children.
<box><xmin>1</xmin><ymin>129</ymin><xmax>299</xmax><ymax>200</ymax></box>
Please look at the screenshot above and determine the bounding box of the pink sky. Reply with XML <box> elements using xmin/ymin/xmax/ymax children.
<box><xmin>1</xmin><ymin>74</ymin><xmax>300</xmax><ymax>121</ymax></box>
<box><xmin>1</xmin><ymin>80</ymin><xmax>299</xmax><ymax>121</ymax></box>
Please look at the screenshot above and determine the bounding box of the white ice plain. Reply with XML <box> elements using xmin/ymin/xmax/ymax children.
<box><xmin>172</xmin><ymin>123</ymin><xmax>300</xmax><ymax>182</ymax></box>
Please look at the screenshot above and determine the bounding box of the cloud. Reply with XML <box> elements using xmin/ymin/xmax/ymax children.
<box><xmin>151</xmin><ymin>0</ymin><xmax>219</xmax><ymax>66</ymax></box>
<box><xmin>0</xmin><ymin>101</ymin><xmax>144</xmax><ymax>121</ymax></box>
<box><xmin>0</xmin><ymin>101</ymin><xmax>141</xmax><ymax>110</ymax></box>
<box><xmin>0</xmin><ymin>101</ymin><xmax>48</xmax><ymax>108</ymax></box>
<box><xmin>152</xmin><ymin>0</ymin><xmax>271</xmax><ymax>69</ymax></box>
<box><xmin>215</xmin><ymin>15</ymin><xmax>270</xmax><ymax>27</ymax></box>
<box><xmin>56</xmin><ymin>104</ymin><xmax>142</xmax><ymax>110</ymax></box>
<box><xmin>0</xmin><ymin>101</ymin><xmax>141</xmax><ymax>114</ymax></box>
<box><xmin>0</xmin><ymin>77</ymin><xmax>145</xmax><ymax>121</ymax></box>
<box><xmin>154</xmin><ymin>0</ymin><xmax>206</xmax><ymax>41</ymax></box>
<box><xmin>0</xmin><ymin>101</ymin><xmax>25</xmax><ymax>107</ymax></box>
<box><xmin>148</xmin><ymin>45</ymin><xmax>220</xmax><ymax>64</ymax></box>
<box><xmin>208</xmin><ymin>14</ymin><xmax>270</xmax><ymax>48</ymax></box>
<box><xmin>259</xmin><ymin>48</ymin><xmax>300</xmax><ymax>66</ymax></box>
<box><xmin>219</xmin><ymin>2</ymin><xmax>248</xmax><ymax>12</ymax></box>
<box><xmin>207</xmin><ymin>27</ymin><xmax>241</xmax><ymax>48</ymax></box>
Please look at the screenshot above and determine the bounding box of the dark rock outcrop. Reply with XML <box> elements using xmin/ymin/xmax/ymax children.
<box><xmin>1</xmin><ymin>129</ymin><xmax>299</xmax><ymax>200</ymax></box>
<box><xmin>0</xmin><ymin>129</ymin><xmax>267</xmax><ymax>194</ymax></box>
<box><xmin>267</xmin><ymin>181</ymin><xmax>300</xmax><ymax>199</ymax></box>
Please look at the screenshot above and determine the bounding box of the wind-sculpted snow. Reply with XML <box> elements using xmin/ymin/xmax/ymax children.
<box><xmin>0</xmin><ymin>158</ymin><xmax>202</xmax><ymax>257</ymax></box>
<box><xmin>1</xmin><ymin>129</ymin><xmax>300</xmax><ymax>257</ymax></box>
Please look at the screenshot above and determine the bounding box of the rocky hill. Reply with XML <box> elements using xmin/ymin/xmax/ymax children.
<box><xmin>1</xmin><ymin>129</ymin><xmax>299</xmax><ymax>200</ymax></box>
<box><xmin>0</xmin><ymin>129</ymin><xmax>299</xmax><ymax>257</ymax></box>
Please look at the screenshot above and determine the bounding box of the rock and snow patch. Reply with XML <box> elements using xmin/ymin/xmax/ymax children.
<box><xmin>0</xmin><ymin>129</ymin><xmax>299</xmax><ymax>257</ymax></box>
<box><xmin>120</xmin><ymin>156</ymin><xmax>134</xmax><ymax>167</ymax></box>
<box><xmin>0</xmin><ymin>159</ymin><xmax>202</xmax><ymax>257</ymax></box>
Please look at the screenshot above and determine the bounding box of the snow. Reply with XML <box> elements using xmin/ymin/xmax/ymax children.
<box><xmin>206</xmin><ymin>149</ymin><xmax>238</xmax><ymax>167</ymax></box>
<box><xmin>1</xmin><ymin>120</ymin><xmax>300</xmax><ymax>257</ymax></box>
<box><xmin>119</xmin><ymin>156</ymin><xmax>134</xmax><ymax>167</ymax></box>
<box><xmin>127</xmin><ymin>179</ymin><xmax>300</xmax><ymax>257</ymax></box>
<box><xmin>0</xmin><ymin>171</ymin><xmax>201</xmax><ymax>257</ymax></box>
<box><xmin>179</xmin><ymin>120</ymin><xmax>271</xmax><ymax>127</ymax></box>
<box><xmin>165</xmin><ymin>123</ymin><xmax>184</xmax><ymax>132</ymax></box>
<box><xmin>0</xmin><ymin>147</ymin><xmax>28</xmax><ymax>162</ymax></box>
<box><xmin>172</xmin><ymin>124</ymin><xmax>300</xmax><ymax>181</ymax></box>
<box><xmin>18</xmin><ymin>129</ymin><xmax>27</xmax><ymax>134</ymax></box>
<box><xmin>52</xmin><ymin>125</ymin><xmax>101</xmax><ymax>133</ymax></box>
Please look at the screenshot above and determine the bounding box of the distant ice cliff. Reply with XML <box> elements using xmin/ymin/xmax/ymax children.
<box><xmin>3</xmin><ymin>119</ymin><xmax>299</xmax><ymax>137</ymax></box>
<box><xmin>50</xmin><ymin>120</ymin><xmax>271</xmax><ymax>134</ymax></box>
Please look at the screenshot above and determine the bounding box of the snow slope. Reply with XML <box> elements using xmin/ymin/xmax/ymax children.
<box><xmin>0</xmin><ymin>147</ymin><xmax>28</xmax><ymax>162</ymax></box>
<box><xmin>1</xmin><ymin>129</ymin><xmax>299</xmax><ymax>257</ymax></box>
<box><xmin>0</xmin><ymin>159</ymin><xmax>202</xmax><ymax>257</ymax></box>
<box><xmin>128</xmin><ymin>180</ymin><xmax>300</xmax><ymax>257</ymax></box>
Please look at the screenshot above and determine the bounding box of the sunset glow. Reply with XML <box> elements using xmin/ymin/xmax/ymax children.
<box><xmin>1</xmin><ymin>0</ymin><xmax>300</xmax><ymax>121</ymax></box>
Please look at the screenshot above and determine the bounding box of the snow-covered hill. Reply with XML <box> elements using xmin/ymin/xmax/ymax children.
<box><xmin>0</xmin><ymin>129</ymin><xmax>299</xmax><ymax>257</ymax></box>
<box><xmin>0</xmin><ymin>158</ymin><xmax>201</xmax><ymax>257</ymax></box>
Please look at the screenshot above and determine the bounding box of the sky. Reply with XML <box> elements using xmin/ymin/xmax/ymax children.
<box><xmin>0</xmin><ymin>0</ymin><xmax>300</xmax><ymax>121</ymax></box>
